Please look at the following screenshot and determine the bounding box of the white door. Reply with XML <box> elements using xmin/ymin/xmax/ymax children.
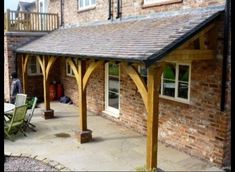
<box><xmin>105</xmin><ymin>63</ymin><xmax>120</xmax><ymax>117</ymax></box>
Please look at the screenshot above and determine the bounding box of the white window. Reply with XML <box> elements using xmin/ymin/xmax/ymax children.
<box><xmin>78</xmin><ymin>0</ymin><xmax>96</xmax><ymax>10</ymax></box>
<box><xmin>144</xmin><ymin>0</ymin><xmax>182</xmax><ymax>5</ymax></box>
<box><xmin>28</xmin><ymin>56</ymin><xmax>42</xmax><ymax>75</ymax></box>
<box><xmin>139</xmin><ymin>62</ymin><xmax>191</xmax><ymax>102</ymax></box>
<box><xmin>105</xmin><ymin>63</ymin><xmax>120</xmax><ymax>117</ymax></box>
<box><xmin>66</xmin><ymin>58</ymin><xmax>77</xmax><ymax>77</ymax></box>
<box><xmin>161</xmin><ymin>63</ymin><xmax>190</xmax><ymax>102</ymax></box>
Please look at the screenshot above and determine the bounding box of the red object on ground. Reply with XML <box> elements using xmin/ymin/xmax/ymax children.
<box><xmin>49</xmin><ymin>84</ymin><xmax>57</xmax><ymax>100</ymax></box>
<box><xmin>57</xmin><ymin>83</ymin><xmax>64</xmax><ymax>99</ymax></box>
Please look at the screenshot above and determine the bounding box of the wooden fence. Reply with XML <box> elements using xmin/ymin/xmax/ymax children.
<box><xmin>4</xmin><ymin>9</ymin><xmax>59</xmax><ymax>32</ymax></box>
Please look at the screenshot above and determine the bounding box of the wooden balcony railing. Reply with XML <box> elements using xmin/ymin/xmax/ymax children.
<box><xmin>4</xmin><ymin>9</ymin><xmax>59</xmax><ymax>32</ymax></box>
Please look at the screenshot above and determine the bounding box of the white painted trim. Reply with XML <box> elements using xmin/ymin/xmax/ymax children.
<box><xmin>105</xmin><ymin>63</ymin><xmax>120</xmax><ymax>117</ymax></box>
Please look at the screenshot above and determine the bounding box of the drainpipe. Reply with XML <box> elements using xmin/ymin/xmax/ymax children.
<box><xmin>60</xmin><ymin>0</ymin><xmax>64</xmax><ymax>26</ymax></box>
<box><xmin>116</xmin><ymin>0</ymin><xmax>122</xmax><ymax>19</ymax></box>
<box><xmin>220</xmin><ymin>0</ymin><xmax>230</xmax><ymax>111</ymax></box>
<box><xmin>108</xmin><ymin>0</ymin><xmax>113</xmax><ymax>20</ymax></box>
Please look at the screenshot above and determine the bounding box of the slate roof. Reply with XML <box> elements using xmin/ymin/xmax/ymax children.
<box><xmin>16</xmin><ymin>5</ymin><xmax>224</xmax><ymax>67</ymax></box>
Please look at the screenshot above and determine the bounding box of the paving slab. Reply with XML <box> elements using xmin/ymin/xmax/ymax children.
<box><xmin>4</xmin><ymin>102</ymin><xmax>224</xmax><ymax>171</ymax></box>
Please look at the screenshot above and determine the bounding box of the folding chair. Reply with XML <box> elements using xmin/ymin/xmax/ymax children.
<box><xmin>4</xmin><ymin>105</ymin><xmax>28</xmax><ymax>141</ymax></box>
<box><xmin>5</xmin><ymin>93</ymin><xmax>27</xmax><ymax>120</ymax></box>
<box><xmin>23</xmin><ymin>97</ymin><xmax>38</xmax><ymax>132</ymax></box>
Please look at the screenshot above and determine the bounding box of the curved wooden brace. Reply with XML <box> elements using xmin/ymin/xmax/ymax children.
<box><xmin>67</xmin><ymin>57</ymin><xmax>79</xmax><ymax>81</ymax></box>
<box><xmin>22</xmin><ymin>54</ymin><xmax>29</xmax><ymax>94</ymax></box>
<box><xmin>22</xmin><ymin>54</ymin><xmax>29</xmax><ymax>74</ymax></box>
<box><xmin>122</xmin><ymin>63</ymin><xmax>148</xmax><ymax>109</ymax></box>
<box><xmin>83</xmin><ymin>61</ymin><xmax>104</xmax><ymax>91</ymax></box>
<box><xmin>45</xmin><ymin>56</ymin><xmax>57</xmax><ymax>80</ymax></box>
<box><xmin>36</xmin><ymin>55</ymin><xmax>45</xmax><ymax>76</ymax></box>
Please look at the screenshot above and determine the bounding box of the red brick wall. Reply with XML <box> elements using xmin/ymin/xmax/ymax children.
<box><xmin>48</xmin><ymin>0</ymin><xmax>225</xmax><ymax>26</ymax></box>
<box><xmin>4</xmin><ymin>32</ymin><xmax>47</xmax><ymax>102</ymax></box>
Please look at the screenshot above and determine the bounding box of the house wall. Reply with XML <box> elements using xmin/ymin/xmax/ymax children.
<box><xmin>48</xmin><ymin>0</ymin><xmax>225</xmax><ymax>26</ymax></box>
<box><xmin>4</xmin><ymin>32</ymin><xmax>47</xmax><ymax>102</ymax></box>
<box><xmin>53</xmin><ymin>13</ymin><xmax>230</xmax><ymax>167</ymax></box>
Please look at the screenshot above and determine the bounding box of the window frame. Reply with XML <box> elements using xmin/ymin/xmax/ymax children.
<box><xmin>65</xmin><ymin>58</ymin><xmax>77</xmax><ymax>77</ymax></box>
<box><xmin>104</xmin><ymin>62</ymin><xmax>120</xmax><ymax>117</ymax></box>
<box><xmin>77</xmin><ymin>0</ymin><xmax>96</xmax><ymax>11</ymax></box>
<box><xmin>160</xmin><ymin>62</ymin><xmax>191</xmax><ymax>103</ymax></box>
<box><xmin>27</xmin><ymin>56</ymin><xmax>42</xmax><ymax>76</ymax></box>
<box><xmin>138</xmin><ymin>62</ymin><xmax>191</xmax><ymax>103</ymax></box>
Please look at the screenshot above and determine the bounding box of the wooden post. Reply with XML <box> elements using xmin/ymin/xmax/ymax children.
<box><xmin>78</xmin><ymin>60</ymin><xmax>87</xmax><ymax>131</ymax></box>
<box><xmin>37</xmin><ymin>55</ymin><xmax>57</xmax><ymax>119</ymax></box>
<box><xmin>146</xmin><ymin>63</ymin><xmax>164</xmax><ymax>171</ymax></box>
<box><xmin>67</xmin><ymin>58</ymin><xmax>104</xmax><ymax>143</ymax></box>
<box><xmin>21</xmin><ymin>54</ymin><xmax>29</xmax><ymax>94</ymax></box>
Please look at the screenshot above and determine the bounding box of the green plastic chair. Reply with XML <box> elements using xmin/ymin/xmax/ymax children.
<box><xmin>23</xmin><ymin>97</ymin><xmax>38</xmax><ymax>132</ymax></box>
<box><xmin>5</xmin><ymin>93</ymin><xmax>27</xmax><ymax>120</ymax></box>
<box><xmin>4</xmin><ymin>105</ymin><xmax>28</xmax><ymax>141</ymax></box>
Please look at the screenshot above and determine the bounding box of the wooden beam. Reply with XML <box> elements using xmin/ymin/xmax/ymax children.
<box><xmin>83</xmin><ymin>61</ymin><xmax>104</xmax><ymax>91</ymax></box>
<box><xmin>164</xmin><ymin>49</ymin><xmax>215</xmax><ymax>62</ymax></box>
<box><xmin>178</xmin><ymin>23</ymin><xmax>215</xmax><ymax>49</ymax></box>
<box><xmin>122</xmin><ymin>63</ymin><xmax>148</xmax><ymax>109</ymax></box>
<box><xmin>146</xmin><ymin>63</ymin><xmax>164</xmax><ymax>171</ymax></box>
<box><xmin>22</xmin><ymin>54</ymin><xmax>29</xmax><ymax>94</ymax></box>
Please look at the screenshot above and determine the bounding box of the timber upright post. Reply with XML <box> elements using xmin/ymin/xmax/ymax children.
<box><xmin>146</xmin><ymin>63</ymin><xmax>164</xmax><ymax>171</ymax></box>
<box><xmin>76</xmin><ymin>60</ymin><xmax>92</xmax><ymax>143</ymax></box>
<box><xmin>37</xmin><ymin>55</ymin><xmax>57</xmax><ymax>119</ymax></box>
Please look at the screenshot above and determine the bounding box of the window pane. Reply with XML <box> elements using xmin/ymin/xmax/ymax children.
<box><xmin>85</xmin><ymin>0</ymin><xmax>89</xmax><ymax>6</ymax></box>
<box><xmin>109</xmin><ymin>63</ymin><xmax>119</xmax><ymax>76</ymax></box>
<box><xmin>179</xmin><ymin>65</ymin><xmax>189</xmax><ymax>82</ymax></box>
<box><xmin>178</xmin><ymin>82</ymin><xmax>188</xmax><ymax>99</ymax></box>
<box><xmin>79</xmin><ymin>0</ymin><xmax>84</xmax><ymax>8</ymax></box>
<box><xmin>91</xmin><ymin>0</ymin><xmax>95</xmax><ymax>5</ymax></box>
<box><xmin>30</xmin><ymin>65</ymin><xmax>37</xmax><ymax>73</ymax></box>
<box><xmin>163</xmin><ymin>64</ymin><xmax>175</xmax><ymax>80</ymax></box>
<box><xmin>108</xmin><ymin>63</ymin><xmax>119</xmax><ymax>110</ymax></box>
<box><xmin>108</xmin><ymin>92</ymin><xmax>119</xmax><ymax>109</ymax></box>
<box><xmin>163</xmin><ymin>80</ymin><xmax>175</xmax><ymax>97</ymax></box>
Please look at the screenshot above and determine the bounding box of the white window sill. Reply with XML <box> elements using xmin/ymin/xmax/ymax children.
<box><xmin>102</xmin><ymin>110</ymin><xmax>120</xmax><ymax>118</ymax></box>
<box><xmin>78</xmin><ymin>5</ymin><xmax>96</xmax><ymax>13</ymax></box>
<box><xmin>142</xmin><ymin>0</ymin><xmax>182</xmax><ymax>8</ymax></box>
<box><xmin>160</xmin><ymin>95</ymin><xmax>190</xmax><ymax>105</ymax></box>
<box><xmin>66</xmin><ymin>74</ymin><xmax>75</xmax><ymax>77</ymax></box>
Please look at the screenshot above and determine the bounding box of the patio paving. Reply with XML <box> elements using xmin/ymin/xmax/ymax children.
<box><xmin>4</xmin><ymin>102</ymin><xmax>224</xmax><ymax>171</ymax></box>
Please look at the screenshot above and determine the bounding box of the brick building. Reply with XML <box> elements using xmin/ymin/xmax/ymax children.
<box><xmin>4</xmin><ymin>0</ymin><xmax>230</xmax><ymax>170</ymax></box>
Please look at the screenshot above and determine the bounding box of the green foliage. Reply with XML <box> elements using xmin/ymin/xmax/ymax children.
<box><xmin>109</xmin><ymin>64</ymin><xmax>119</xmax><ymax>76</ymax></box>
<box><xmin>164</xmin><ymin>66</ymin><xmax>175</xmax><ymax>80</ymax></box>
<box><xmin>26</xmin><ymin>97</ymin><xmax>35</xmax><ymax>109</ymax></box>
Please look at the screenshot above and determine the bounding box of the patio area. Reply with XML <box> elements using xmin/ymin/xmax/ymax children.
<box><xmin>4</xmin><ymin>102</ymin><xmax>224</xmax><ymax>171</ymax></box>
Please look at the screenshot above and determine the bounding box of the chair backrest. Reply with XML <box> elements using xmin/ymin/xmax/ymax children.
<box><xmin>15</xmin><ymin>94</ymin><xmax>27</xmax><ymax>107</ymax></box>
<box><xmin>26</xmin><ymin>97</ymin><xmax>38</xmax><ymax>123</ymax></box>
<box><xmin>7</xmin><ymin>105</ymin><xmax>28</xmax><ymax>132</ymax></box>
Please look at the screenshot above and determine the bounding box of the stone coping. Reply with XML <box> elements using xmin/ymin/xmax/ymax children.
<box><xmin>4</xmin><ymin>152</ymin><xmax>71</xmax><ymax>171</ymax></box>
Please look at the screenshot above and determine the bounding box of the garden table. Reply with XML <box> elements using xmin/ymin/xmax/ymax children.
<box><xmin>4</xmin><ymin>103</ymin><xmax>15</xmax><ymax>113</ymax></box>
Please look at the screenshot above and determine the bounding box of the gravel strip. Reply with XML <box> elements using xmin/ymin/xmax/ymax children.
<box><xmin>4</xmin><ymin>156</ymin><xmax>59</xmax><ymax>171</ymax></box>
